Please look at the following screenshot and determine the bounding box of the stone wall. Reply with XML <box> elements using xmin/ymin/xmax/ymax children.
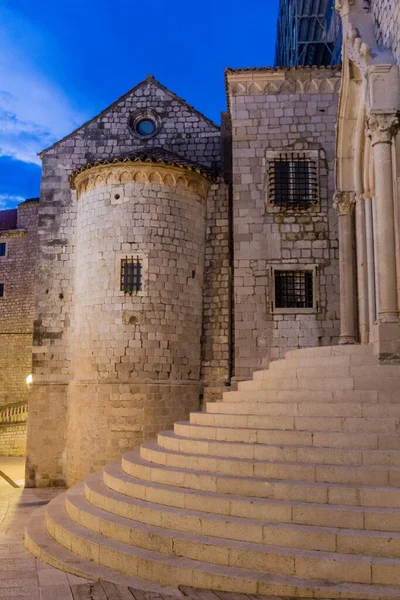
<box><xmin>201</xmin><ymin>181</ymin><xmax>231</xmax><ymax>401</ymax></box>
<box><xmin>26</xmin><ymin>76</ymin><xmax>221</xmax><ymax>487</ymax></box>
<box><xmin>0</xmin><ymin>423</ymin><xmax>27</xmax><ymax>456</ymax></box>
<box><xmin>0</xmin><ymin>201</ymin><xmax>39</xmax><ymax>407</ymax></box>
<box><xmin>372</xmin><ymin>0</ymin><xmax>400</xmax><ymax>65</ymax></box>
<box><xmin>65</xmin><ymin>164</ymin><xmax>208</xmax><ymax>485</ymax></box>
<box><xmin>227</xmin><ymin>67</ymin><xmax>341</xmax><ymax>380</ymax></box>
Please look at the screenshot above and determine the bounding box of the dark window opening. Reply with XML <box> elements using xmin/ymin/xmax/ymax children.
<box><xmin>275</xmin><ymin>270</ymin><xmax>313</xmax><ymax>309</ymax></box>
<box><xmin>269</xmin><ymin>153</ymin><xmax>318</xmax><ymax>209</ymax></box>
<box><xmin>0</xmin><ymin>284</ymin><xmax>4</xmax><ymax>298</ymax></box>
<box><xmin>0</xmin><ymin>243</ymin><xmax>6</xmax><ymax>257</ymax></box>
<box><xmin>121</xmin><ymin>257</ymin><xmax>142</xmax><ymax>294</ymax></box>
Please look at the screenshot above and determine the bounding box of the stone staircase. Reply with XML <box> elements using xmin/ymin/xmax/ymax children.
<box><xmin>25</xmin><ymin>344</ymin><xmax>400</xmax><ymax>599</ymax></box>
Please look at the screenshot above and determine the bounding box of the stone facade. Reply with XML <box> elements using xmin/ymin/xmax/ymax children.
<box><xmin>0</xmin><ymin>200</ymin><xmax>39</xmax><ymax>407</ymax></box>
<box><xmin>1</xmin><ymin>0</ymin><xmax>398</xmax><ymax>487</ymax></box>
<box><xmin>227</xmin><ymin>67</ymin><xmax>341</xmax><ymax>380</ymax></box>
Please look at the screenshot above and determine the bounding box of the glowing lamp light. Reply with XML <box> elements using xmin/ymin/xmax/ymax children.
<box><xmin>26</xmin><ymin>374</ymin><xmax>33</xmax><ymax>387</ymax></box>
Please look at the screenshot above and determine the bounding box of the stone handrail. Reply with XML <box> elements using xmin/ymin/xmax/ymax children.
<box><xmin>0</xmin><ymin>402</ymin><xmax>28</xmax><ymax>424</ymax></box>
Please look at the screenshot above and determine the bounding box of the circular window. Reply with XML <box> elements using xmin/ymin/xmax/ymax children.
<box><xmin>136</xmin><ymin>119</ymin><xmax>156</xmax><ymax>137</ymax></box>
<box><xmin>129</xmin><ymin>109</ymin><xmax>161</xmax><ymax>140</ymax></box>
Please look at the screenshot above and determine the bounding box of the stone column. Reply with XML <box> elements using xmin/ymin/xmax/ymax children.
<box><xmin>334</xmin><ymin>191</ymin><xmax>357</xmax><ymax>344</ymax></box>
<box><xmin>367</xmin><ymin>112</ymin><xmax>400</xmax><ymax>322</ymax></box>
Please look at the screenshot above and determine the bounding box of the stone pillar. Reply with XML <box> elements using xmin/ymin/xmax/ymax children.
<box><xmin>334</xmin><ymin>191</ymin><xmax>357</xmax><ymax>344</ymax></box>
<box><xmin>364</xmin><ymin>194</ymin><xmax>377</xmax><ymax>330</ymax></box>
<box><xmin>367</xmin><ymin>112</ymin><xmax>400</xmax><ymax>360</ymax></box>
<box><xmin>355</xmin><ymin>195</ymin><xmax>369</xmax><ymax>343</ymax></box>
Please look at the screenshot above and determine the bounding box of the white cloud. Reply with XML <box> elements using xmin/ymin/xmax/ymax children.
<box><xmin>0</xmin><ymin>194</ymin><xmax>25</xmax><ymax>208</ymax></box>
<box><xmin>0</xmin><ymin>8</ymin><xmax>88</xmax><ymax>165</ymax></box>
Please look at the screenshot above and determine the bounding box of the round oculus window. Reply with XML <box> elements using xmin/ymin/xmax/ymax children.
<box><xmin>136</xmin><ymin>119</ymin><xmax>156</xmax><ymax>137</ymax></box>
<box><xmin>129</xmin><ymin>109</ymin><xmax>161</xmax><ymax>139</ymax></box>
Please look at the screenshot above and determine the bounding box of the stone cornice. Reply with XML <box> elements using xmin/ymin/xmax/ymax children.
<box><xmin>226</xmin><ymin>71</ymin><xmax>341</xmax><ymax>97</ymax></box>
<box><xmin>0</xmin><ymin>228</ymin><xmax>27</xmax><ymax>239</ymax></box>
<box><xmin>72</xmin><ymin>162</ymin><xmax>212</xmax><ymax>200</ymax></box>
<box><xmin>334</xmin><ymin>191</ymin><xmax>356</xmax><ymax>214</ymax></box>
<box><xmin>367</xmin><ymin>112</ymin><xmax>400</xmax><ymax>145</ymax></box>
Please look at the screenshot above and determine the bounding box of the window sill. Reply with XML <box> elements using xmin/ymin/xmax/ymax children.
<box><xmin>273</xmin><ymin>307</ymin><xmax>317</xmax><ymax>315</ymax></box>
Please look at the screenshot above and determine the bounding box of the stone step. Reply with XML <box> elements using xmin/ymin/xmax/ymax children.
<box><xmin>285</xmin><ymin>345</ymin><xmax>374</xmax><ymax>359</ymax></box>
<box><xmin>140</xmin><ymin>440</ymin><xmax>400</xmax><ymax>487</ymax></box>
<box><xmin>45</xmin><ymin>491</ymin><xmax>400</xmax><ymax>591</ymax></box>
<box><xmin>209</xmin><ymin>401</ymin><xmax>400</xmax><ymax>418</ymax></box>
<box><xmin>67</xmin><ymin>482</ymin><xmax>400</xmax><ymax>561</ymax></box>
<box><xmin>253</xmin><ymin>365</ymin><xmax>400</xmax><ymax>381</ymax></box>
<box><xmin>269</xmin><ymin>354</ymin><xmax>379</xmax><ymax>370</ymax></box>
<box><xmin>222</xmin><ymin>389</ymin><xmax>400</xmax><ymax>404</ymax></box>
<box><xmin>158</xmin><ymin>431</ymin><xmax>400</xmax><ymax>467</ymax></box>
<box><xmin>238</xmin><ymin>376</ymin><xmax>400</xmax><ymax>392</ymax></box>
<box><xmin>174</xmin><ymin>421</ymin><xmax>395</xmax><ymax>449</ymax></box>
<box><xmin>190</xmin><ymin>411</ymin><xmax>400</xmax><ymax>433</ymax></box>
<box><xmin>100</xmin><ymin>462</ymin><xmax>400</xmax><ymax>532</ymax></box>
<box><xmin>121</xmin><ymin>450</ymin><xmax>400</xmax><ymax>508</ymax></box>
<box><xmin>24</xmin><ymin>504</ymin><xmax>179</xmax><ymax>593</ymax></box>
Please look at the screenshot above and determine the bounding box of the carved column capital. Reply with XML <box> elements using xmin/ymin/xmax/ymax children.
<box><xmin>367</xmin><ymin>112</ymin><xmax>400</xmax><ymax>146</ymax></box>
<box><xmin>334</xmin><ymin>191</ymin><xmax>356</xmax><ymax>214</ymax></box>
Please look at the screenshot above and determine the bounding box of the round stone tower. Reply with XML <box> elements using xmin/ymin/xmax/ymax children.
<box><xmin>66</xmin><ymin>150</ymin><xmax>212</xmax><ymax>485</ymax></box>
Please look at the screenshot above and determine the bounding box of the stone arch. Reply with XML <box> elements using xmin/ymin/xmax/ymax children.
<box><xmin>119</xmin><ymin>171</ymin><xmax>131</xmax><ymax>183</ymax></box>
<box><xmin>163</xmin><ymin>173</ymin><xmax>176</xmax><ymax>187</ymax></box>
<box><xmin>133</xmin><ymin>170</ymin><xmax>147</xmax><ymax>184</ymax></box>
<box><xmin>149</xmin><ymin>171</ymin><xmax>162</xmax><ymax>184</ymax></box>
<box><xmin>248</xmin><ymin>82</ymin><xmax>262</xmax><ymax>95</ymax></box>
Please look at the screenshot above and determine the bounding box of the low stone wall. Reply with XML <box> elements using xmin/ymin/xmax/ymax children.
<box><xmin>0</xmin><ymin>423</ymin><xmax>27</xmax><ymax>456</ymax></box>
<box><xmin>0</xmin><ymin>402</ymin><xmax>28</xmax><ymax>456</ymax></box>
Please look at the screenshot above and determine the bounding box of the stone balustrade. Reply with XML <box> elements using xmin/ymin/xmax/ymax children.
<box><xmin>0</xmin><ymin>402</ymin><xmax>28</xmax><ymax>424</ymax></box>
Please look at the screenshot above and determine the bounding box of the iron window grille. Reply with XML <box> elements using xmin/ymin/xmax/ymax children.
<box><xmin>0</xmin><ymin>284</ymin><xmax>4</xmax><ymax>298</ymax></box>
<box><xmin>0</xmin><ymin>243</ymin><xmax>6</xmax><ymax>257</ymax></box>
<box><xmin>120</xmin><ymin>257</ymin><xmax>142</xmax><ymax>294</ymax></box>
<box><xmin>268</xmin><ymin>153</ymin><xmax>318</xmax><ymax>209</ymax></box>
<box><xmin>275</xmin><ymin>270</ymin><xmax>313</xmax><ymax>309</ymax></box>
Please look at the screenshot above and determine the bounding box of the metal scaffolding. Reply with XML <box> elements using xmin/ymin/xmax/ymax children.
<box><xmin>275</xmin><ymin>0</ymin><xmax>342</xmax><ymax>67</ymax></box>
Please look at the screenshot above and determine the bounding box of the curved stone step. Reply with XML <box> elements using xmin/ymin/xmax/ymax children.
<box><xmin>24</xmin><ymin>504</ymin><xmax>181</xmax><ymax>593</ymax></box>
<box><xmin>101</xmin><ymin>461</ymin><xmax>400</xmax><ymax>531</ymax></box>
<box><xmin>158</xmin><ymin>431</ymin><xmax>400</xmax><ymax>468</ymax></box>
<box><xmin>285</xmin><ymin>345</ymin><xmax>374</xmax><ymax>359</ymax></box>
<box><xmin>269</xmin><ymin>354</ymin><xmax>378</xmax><ymax>370</ymax></box>
<box><xmin>190</xmin><ymin>411</ymin><xmax>400</xmax><ymax>434</ymax></box>
<box><xmin>174</xmin><ymin>421</ymin><xmax>388</xmax><ymax>449</ymax></box>
<box><xmin>121</xmin><ymin>450</ymin><xmax>400</xmax><ymax>508</ymax></box>
<box><xmin>45</xmin><ymin>491</ymin><xmax>400</xmax><ymax>591</ymax></box>
<box><xmin>81</xmin><ymin>472</ymin><xmax>400</xmax><ymax>557</ymax></box>
<box><xmin>222</xmin><ymin>388</ymin><xmax>400</xmax><ymax>404</ymax></box>
<box><xmin>253</xmin><ymin>365</ymin><xmax>400</xmax><ymax>381</ymax></box>
<box><xmin>175</xmin><ymin>420</ymin><xmax>400</xmax><ymax>451</ymax></box>
<box><xmin>140</xmin><ymin>440</ymin><xmax>400</xmax><ymax>487</ymax></box>
<box><xmin>239</xmin><ymin>375</ymin><xmax>400</xmax><ymax>392</ymax></box>
<box><xmin>212</xmin><ymin>401</ymin><xmax>400</xmax><ymax>419</ymax></box>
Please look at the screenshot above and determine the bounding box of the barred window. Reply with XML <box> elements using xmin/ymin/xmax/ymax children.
<box><xmin>120</xmin><ymin>257</ymin><xmax>142</xmax><ymax>294</ymax></box>
<box><xmin>0</xmin><ymin>243</ymin><xmax>6</xmax><ymax>257</ymax></box>
<box><xmin>268</xmin><ymin>153</ymin><xmax>318</xmax><ymax>209</ymax></box>
<box><xmin>0</xmin><ymin>284</ymin><xmax>4</xmax><ymax>298</ymax></box>
<box><xmin>275</xmin><ymin>270</ymin><xmax>313</xmax><ymax>309</ymax></box>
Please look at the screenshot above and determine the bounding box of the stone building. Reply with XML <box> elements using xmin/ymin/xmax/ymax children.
<box><xmin>16</xmin><ymin>0</ymin><xmax>400</xmax><ymax>597</ymax></box>
<box><xmin>15</xmin><ymin>64</ymin><xmax>342</xmax><ymax>488</ymax></box>
<box><xmin>0</xmin><ymin>0</ymin><xmax>398</xmax><ymax>497</ymax></box>
<box><xmin>0</xmin><ymin>199</ymin><xmax>38</xmax><ymax>455</ymax></box>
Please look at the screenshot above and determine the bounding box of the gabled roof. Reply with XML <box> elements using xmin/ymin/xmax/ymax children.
<box><xmin>39</xmin><ymin>75</ymin><xmax>219</xmax><ymax>158</ymax></box>
<box><xmin>70</xmin><ymin>147</ymin><xmax>218</xmax><ymax>188</ymax></box>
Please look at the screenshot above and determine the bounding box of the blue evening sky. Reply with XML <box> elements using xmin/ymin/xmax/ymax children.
<box><xmin>0</xmin><ymin>0</ymin><xmax>279</xmax><ymax>209</ymax></box>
